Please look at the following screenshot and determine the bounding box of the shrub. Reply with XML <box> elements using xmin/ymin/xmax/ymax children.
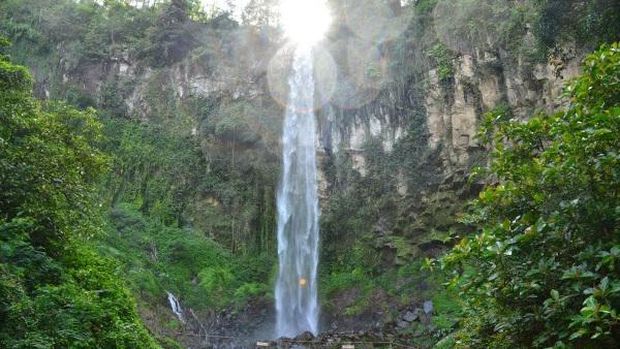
<box><xmin>441</xmin><ymin>43</ymin><xmax>620</xmax><ymax>348</ymax></box>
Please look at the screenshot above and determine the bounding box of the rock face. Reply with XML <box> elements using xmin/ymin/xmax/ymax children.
<box><xmin>317</xmin><ymin>47</ymin><xmax>581</xmax><ymax>189</ymax></box>
<box><xmin>27</xmin><ymin>13</ymin><xmax>583</xmax><ymax>212</ymax></box>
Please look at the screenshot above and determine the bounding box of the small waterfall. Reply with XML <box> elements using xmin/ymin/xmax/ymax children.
<box><xmin>166</xmin><ymin>291</ymin><xmax>185</xmax><ymax>323</ymax></box>
<box><xmin>275</xmin><ymin>46</ymin><xmax>320</xmax><ymax>338</ymax></box>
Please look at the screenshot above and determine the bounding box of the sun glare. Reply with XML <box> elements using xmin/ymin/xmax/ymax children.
<box><xmin>279</xmin><ymin>0</ymin><xmax>331</xmax><ymax>46</ymax></box>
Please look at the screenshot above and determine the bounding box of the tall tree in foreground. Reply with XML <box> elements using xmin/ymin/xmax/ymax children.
<box><xmin>0</xmin><ymin>38</ymin><xmax>161</xmax><ymax>349</ymax></box>
<box><xmin>442</xmin><ymin>43</ymin><xmax>620</xmax><ymax>348</ymax></box>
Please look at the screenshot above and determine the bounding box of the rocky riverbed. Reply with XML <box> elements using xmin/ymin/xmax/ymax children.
<box><xmin>171</xmin><ymin>299</ymin><xmax>440</xmax><ymax>349</ymax></box>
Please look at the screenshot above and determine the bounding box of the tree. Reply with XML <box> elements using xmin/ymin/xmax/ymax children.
<box><xmin>441</xmin><ymin>43</ymin><xmax>620</xmax><ymax>348</ymax></box>
<box><xmin>144</xmin><ymin>0</ymin><xmax>196</xmax><ymax>66</ymax></box>
<box><xmin>242</xmin><ymin>0</ymin><xmax>278</xmax><ymax>27</ymax></box>
<box><xmin>0</xmin><ymin>38</ymin><xmax>160</xmax><ymax>349</ymax></box>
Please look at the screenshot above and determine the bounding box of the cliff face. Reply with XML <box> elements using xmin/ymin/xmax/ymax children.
<box><xmin>40</xmin><ymin>38</ymin><xmax>581</xmax><ymax>174</ymax></box>
<box><xmin>317</xmin><ymin>43</ymin><xmax>582</xmax><ymax>191</ymax></box>
<box><xmin>307</xmin><ymin>20</ymin><xmax>588</xmax><ymax>332</ymax></box>
<box><xmin>23</xmin><ymin>5</ymin><xmax>585</xmax><ymax>213</ymax></box>
<box><xmin>310</xmin><ymin>32</ymin><xmax>585</xmax><ymax>295</ymax></box>
<box><xmin>17</xmin><ymin>0</ymin><xmax>591</xmax><ymax>292</ymax></box>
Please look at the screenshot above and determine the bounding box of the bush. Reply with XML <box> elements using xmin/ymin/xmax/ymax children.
<box><xmin>0</xmin><ymin>41</ymin><xmax>160</xmax><ymax>348</ymax></box>
<box><xmin>103</xmin><ymin>203</ymin><xmax>272</xmax><ymax>311</ymax></box>
<box><xmin>440</xmin><ymin>43</ymin><xmax>620</xmax><ymax>348</ymax></box>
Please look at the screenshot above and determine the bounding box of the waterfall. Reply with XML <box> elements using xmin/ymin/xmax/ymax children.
<box><xmin>166</xmin><ymin>291</ymin><xmax>185</xmax><ymax>323</ymax></box>
<box><xmin>275</xmin><ymin>46</ymin><xmax>320</xmax><ymax>338</ymax></box>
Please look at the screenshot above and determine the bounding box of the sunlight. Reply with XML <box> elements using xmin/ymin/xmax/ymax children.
<box><xmin>279</xmin><ymin>0</ymin><xmax>331</xmax><ymax>46</ymax></box>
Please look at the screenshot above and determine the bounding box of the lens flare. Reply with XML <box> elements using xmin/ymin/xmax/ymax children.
<box><xmin>279</xmin><ymin>0</ymin><xmax>331</xmax><ymax>46</ymax></box>
<box><xmin>268</xmin><ymin>44</ymin><xmax>337</xmax><ymax>111</ymax></box>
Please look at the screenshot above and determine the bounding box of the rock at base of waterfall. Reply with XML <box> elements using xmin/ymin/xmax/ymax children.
<box><xmin>295</xmin><ymin>331</ymin><xmax>315</xmax><ymax>342</ymax></box>
<box><xmin>403</xmin><ymin>310</ymin><xmax>419</xmax><ymax>322</ymax></box>
<box><xmin>423</xmin><ymin>300</ymin><xmax>434</xmax><ymax>314</ymax></box>
<box><xmin>397</xmin><ymin>320</ymin><xmax>410</xmax><ymax>328</ymax></box>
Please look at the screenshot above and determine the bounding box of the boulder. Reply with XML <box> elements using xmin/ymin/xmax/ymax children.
<box><xmin>423</xmin><ymin>300</ymin><xmax>434</xmax><ymax>314</ymax></box>
<box><xmin>403</xmin><ymin>311</ymin><xmax>418</xmax><ymax>322</ymax></box>
<box><xmin>295</xmin><ymin>331</ymin><xmax>315</xmax><ymax>342</ymax></box>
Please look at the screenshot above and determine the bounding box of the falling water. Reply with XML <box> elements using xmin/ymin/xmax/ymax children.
<box><xmin>275</xmin><ymin>46</ymin><xmax>320</xmax><ymax>338</ymax></box>
<box><xmin>166</xmin><ymin>291</ymin><xmax>185</xmax><ymax>323</ymax></box>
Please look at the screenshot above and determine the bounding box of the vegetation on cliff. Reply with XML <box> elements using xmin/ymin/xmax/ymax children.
<box><xmin>440</xmin><ymin>43</ymin><xmax>620</xmax><ymax>348</ymax></box>
<box><xmin>0</xmin><ymin>38</ymin><xmax>161</xmax><ymax>349</ymax></box>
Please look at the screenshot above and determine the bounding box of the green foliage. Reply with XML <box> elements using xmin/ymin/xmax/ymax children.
<box><xmin>0</xmin><ymin>42</ymin><xmax>159</xmax><ymax>348</ymax></box>
<box><xmin>431</xmin><ymin>0</ymin><xmax>538</xmax><ymax>56</ymax></box>
<box><xmin>536</xmin><ymin>0</ymin><xmax>620</xmax><ymax>53</ymax></box>
<box><xmin>1</xmin><ymin>236</ymin><xmax>161</xmax><ymax>348</ymax></box>
<box><xmin>0</xmin><ymin>0</ymin><xmax>234</xmax><ymax>87</ymax></box>
<box><xmin>208</xmin><ymin>101</ymin><xmax>262</xmax><ymax>144</ymax></box>
<box><xmin>408</xmin><ymin>0</ymin><xmax>619</xmax><ymax>66</ymax></box>
<box><xmin>101</xmin><ymin>102</ymin><xmax>278</xmax><ymax>255</ymax></box>
<box><xmin>102</xmin><ymin>117</ymin><xmax>205</xmax><ymax>224</ymax></box>
<box><xmin>427</xmin><ymin>43</ymin><xmax>456</xmax><ymax>82</ymax></box>
<box><xmin>0</xmin><ymin>51</ymin><xmax>107</xmax><ymax>247</ymax></box>
<box><xmin>431</xmin><ymin>290</ymin><xmax>461</xmax><ymax>340</ymax></box>
<box><xmin>441</xmin><ymin>43</ymin><xmax>620</xmax><ymax>348</ymax></box>
<box><xmin>143</xmin><ymin>0</ymin><xmax>197</xmax><ymax>67</ymax></box>
<box><xmin>233</xmin><ymin>282</ymin><xmax>267</xmax><ymax>304</ymax></box>
<box><xmin>414</xmin><ymin>0</ymin><xmax>439</xmax><ymax>16</ymax></box>
<box><xmin>103</xmin><ymin>203</ymin><xmax>273</xmax><ymax>311</ymax></box>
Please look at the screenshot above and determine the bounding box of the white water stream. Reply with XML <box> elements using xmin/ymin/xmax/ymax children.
<box><xmin>166</xmin><ymin>291</ymin><xmax>185</xmax><ymax>323</ymax></box>
<box><xmin>275</xmin><ymin>46</ymin><xmax>320</xmax><ymax>338</ymax></box>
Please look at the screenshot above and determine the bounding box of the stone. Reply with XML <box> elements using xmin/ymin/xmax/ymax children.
<box><xmin>295</xmin><ymin>331</ymin><xmax>315</xmax><ymax>342</ymax></box>
<box><xmin>402</xmin><ymin>311</ymin><xmax>418</xmax><ymax>322</ymax></box>
<box><xmin>423</xmin><ymin>300</ymin><xmax>434</xmax><ymax>314</ymax></box>
<box><xmin>397</xmin><ymin>320</ymin><xmax>409</xmax><ymax>328</ymax></box>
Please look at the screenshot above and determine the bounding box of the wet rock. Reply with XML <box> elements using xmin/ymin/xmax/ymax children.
<box><xmin>373</xmin><ymin>218</ymin><xmax>390</xmax><ymax>237</ymax></box>
<box><xmin>403</xmin><ymin>311</ymin><xmax>418</xmax><ymax>322</ymax></box>
<box><xmin>423</xmin><ymin>300</ymin><xmax>434</xmax><ymax>314</ymax></box>
<box><xmin>397</xmin><ymin>320</ymin><xmax>409</xmax><ymax>328</ymax></box>
<box><xmin>276</xmin><ymin>337</ymin><xmax>293</xmax><ymax>349</ymax></box>
<box><xmin>294</xmin><ymin>331</ymin><xmax>315</xmax><ymax>342</ymax></box>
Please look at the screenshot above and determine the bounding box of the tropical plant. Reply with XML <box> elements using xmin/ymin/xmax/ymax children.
<box><xmin>441</xmin><ymin>43</ymin><xmax>620</xmax><ymax>348</ymax></box>
<box><xmin>0</xmin><ymin>38</ymin><xmax>160</xmax><ymax>349</ymax></box>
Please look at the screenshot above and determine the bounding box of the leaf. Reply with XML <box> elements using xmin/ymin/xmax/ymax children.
<box><xmin>600</xmin><ymin>276</ymin><xmax>609</xmax><ymax>291</ymax></box>
<box><xmin>569</xmin><ymin>329</ymin><xmax>587</xmax><ymax>340</ymax></box>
